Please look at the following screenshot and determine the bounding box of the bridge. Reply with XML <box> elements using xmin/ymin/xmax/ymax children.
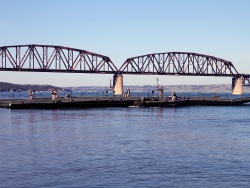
<box><xmin>0</xmin><ymin>44</ymin><xmax>249</xmax><ymax>94</ymax></box>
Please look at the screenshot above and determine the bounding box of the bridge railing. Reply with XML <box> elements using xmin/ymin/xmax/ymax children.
<box><xmin>2</xmin><ymin>91</ymin><xmax>250</xmax><ymax>100</ymax></box>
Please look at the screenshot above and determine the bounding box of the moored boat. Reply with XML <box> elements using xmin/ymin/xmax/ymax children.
<box><xmin>132</xmin><ymin>97</ymin><xmax>189</xmax><ymax>108</ymax></box>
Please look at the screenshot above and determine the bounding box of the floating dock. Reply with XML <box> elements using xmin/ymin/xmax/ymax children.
<box><xmin>1</xmin><ymin>96</ymin><xmax>250</xmax><ymax>109</ymax></box>
<box><xmin>189</xmin><ymin>96</ymin><xmax>250</xmax><ymax>106</ymax></box>
<box><xmin>0</xmin><ymin>97</ymin><xmax>142</xmax><ymax>109</ymax></box>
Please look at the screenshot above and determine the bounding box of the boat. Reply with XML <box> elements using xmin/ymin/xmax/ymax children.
<box><xmin>131</xmin><ymin>97</ymin><xmax>189</xmax><ymax>108</ymax></box>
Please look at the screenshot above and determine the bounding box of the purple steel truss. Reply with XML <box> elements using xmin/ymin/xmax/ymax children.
<box><xmin>242</xmin><ymin>75</ymin><xmax>250</xmax><ymax>86</ymax></box>
<box><xmin>119</xmin><ymin>52</ymin><xmax>239</xmax><ymax>76</ymax></box>
<box><xmin>0</xmin><ymin>44</ymin><xmax>119</xmax><ymax>73</ymax></box>
<box><xmin>1</xmin><ymin>46</ymin><xmax>250</xmax><ymax>86</ymax></box>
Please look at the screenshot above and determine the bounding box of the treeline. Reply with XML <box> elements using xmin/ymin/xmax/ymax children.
<box><xmin>0</xmin><ymin>82</ymin><xmax>71</xmax><ymax>92</ymax></box>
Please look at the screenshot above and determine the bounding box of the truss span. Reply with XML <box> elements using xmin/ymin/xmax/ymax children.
<box><xmin>119</xmin><ymin>52</ymin><xmax>239</xmax><ymax>76</ymax></box>
<box><xmin>0</xmin><ymin>44</ymin><xmax>118</xmax><ymax>73</ymax></box>
<box><xmin>241</xmin><ymin>74</ymin><xmax>250</xmax><ymax>86</ymax></box>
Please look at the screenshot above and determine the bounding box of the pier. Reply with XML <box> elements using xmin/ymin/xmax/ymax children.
<box><xmin>1</xmin><ymin>95</ymin><xmax>250</xmax><ymax>109</ymax></box>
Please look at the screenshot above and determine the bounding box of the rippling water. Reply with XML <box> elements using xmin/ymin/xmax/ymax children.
<box><xmin>1</xmin><ymin>99</ymin><xmax>250</xmax><ymax>187</ymax></box>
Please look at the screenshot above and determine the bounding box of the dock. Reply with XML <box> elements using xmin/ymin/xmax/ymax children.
<box><xmin>189</xmin><ymin>96</ymin><xmax>250</xmax><ymax>106</ymax></box>
<box><xmin>1</xmin><ymin>96</ymin><xmax>250</xmax><ymax>109</ymax></box>
<box><xmin>0</xmin><ymin>97</ymin><xmax>142</xmax><ymax>109</ymax></box>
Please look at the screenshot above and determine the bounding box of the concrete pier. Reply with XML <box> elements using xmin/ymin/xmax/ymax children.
<box><xmin>113</xmin><ymin>74</ymin><xmax>123</xmax><ymax>95</ymax></box>
<box><xmin>232</xmin><ymin>77</ymin><xmax>243</xmax><ymax>95</ymax></box>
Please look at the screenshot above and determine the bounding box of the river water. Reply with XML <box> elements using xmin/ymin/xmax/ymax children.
<box><xmin>1</xmin><ymin>92</ymin><xmax>250</xmax><ymax>187</ymax></box>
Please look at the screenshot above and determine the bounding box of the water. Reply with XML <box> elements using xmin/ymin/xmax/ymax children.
<box><xmin>1</xmin><ymin>93</ymin><xmax>250</xmax><ymax>187</ymax></box>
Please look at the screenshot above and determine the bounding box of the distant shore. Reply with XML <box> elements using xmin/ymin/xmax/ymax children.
<box><xmin>66</xmin><ymin>84</ymin><xmax>250</xmax><ymax>93</ymax></box>
<box><xmin>1</xmin><ymin>82</ymin><xmax>250</xmax><ymax>93</ymax></box>
<box><xmin>0</xmin><ymin>82</ymin><xmax>71</xmax><ymax>92</ymax></box>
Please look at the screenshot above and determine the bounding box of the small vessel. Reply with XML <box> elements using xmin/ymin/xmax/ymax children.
<box><xmin>130</xmin><ymin>79</ymin><xmax>189</xmax><ymax>108</ymax></box>
<box><xmin>132</xmin><ymin>97</ymin><xmax>189</xmax><ymax>108</ymax></box>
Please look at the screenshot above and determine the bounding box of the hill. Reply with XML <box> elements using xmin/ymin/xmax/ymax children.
<box><xmin>0</xmin><ymin>82</ymin><xmax>71</xmax><ymax>92</ymax></box>
<box><xmin>66</xmin><ymin>84</ymin><xmax>250</xmax><ymax>93</ymax></box>
<box><xmin>1</xmin><ymin>82</ymin><xmax>250</xmax><ymax>93</ymax></box>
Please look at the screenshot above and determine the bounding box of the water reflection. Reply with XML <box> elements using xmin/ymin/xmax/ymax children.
<box><xmin>1</xmin><ymin>106</ymin><xmax>250</xmax><ymax>187</ymax></box>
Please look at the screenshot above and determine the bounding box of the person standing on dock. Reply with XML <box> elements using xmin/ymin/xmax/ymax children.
<box><xmin>54</xmin><ymin>89</ymin><xmax>58</xmax><ymax>100</ymax></box>
<box><xmin>156</xmin><ymin>77</ymin><xmax>164</xmax><ymax>97</ymax></box>
<box><xmin>51</xmin><ymin>89</ymin><xmax>59</xmax><ymax>100</ymax></box>
<box><xmin>157</xmin><ymin>86</ymin><xmax>163</xmax><ymax>97</ymax></box>
<box><xmin>51</xmin><ymin>89</ymin><xmax>55</xmax><ymax>100</ymax></box>
<box><xmin>65</xmin><ymin>93</ymin><xmax>70</xmax><ymax>99</ymax></box>
<box><xmin>127</xmin><ymin>88</ymin><xmax>130</xmax><ymax>97</ymax></box>
<box><xmin>28</xmin><ymin>90</ymin><xmax>34</xmax><ymax>100</ymax></box>
<box><xmin>171</xmin><ymin>91</ymin><xmax>177</xmax><ymax>102</ymax></box>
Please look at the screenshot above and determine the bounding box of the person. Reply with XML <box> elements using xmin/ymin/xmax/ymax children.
<box><xmin>156</xmin><ymin>77</ymin><xmax>163</xmax><ymax>97</ymax></box>
<box><xmin>51</xmin><ymin>89</ymin><xmax>58</xmax><ymax>100</ymax></box>
<box><xmin>28</xmin><ymin>90</ymin><xmax>33</xmax><ymax>100</ymax></box>
<box><xmin>54</xmin><ymin>89</ymin><xmax>58</xmax><ymax>100</ymax></box>
<box><xmin>51</xmin><ymin>89</ymin><xmax>55</xmax><ymax>100</ymax></box>
<box><xmin>65</xmin><ymin>93</ymin><xmax>70</xmax><ymax>99</ymax></box>
<box><xmin>127</xmin><ymin>88</ymin><xmax>130</xmax><ymax>97</ymax></box>
<box><xmin>157</xmin><ymin>85</ymin><xmax>164</xmax><ymax>97</ymax></box>
<box><xmin>171</xmin><ymin>91</ymin><xmax>177</xmax><ymax>97</ymax></box>
<box><xmin>151</xmin><ymin>90</ymin><xmax>155</xmax><ymax>100</ymax></box>
<box><xmin>171</xmin><ymin>91</ymin><xmax>177</xmax><ymax>102</ymax></box>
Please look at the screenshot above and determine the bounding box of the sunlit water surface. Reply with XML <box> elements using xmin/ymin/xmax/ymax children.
<box><xmin>1</xmin><ymin>94</ymin><xmax>250</xmax><ymax>187</ymax></box>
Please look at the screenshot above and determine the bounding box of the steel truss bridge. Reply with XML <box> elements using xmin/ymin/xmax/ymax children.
<box><xmin>0</xmin><ymin>44</ymin><xmax>249</xmax><ymax>86</ymax></box>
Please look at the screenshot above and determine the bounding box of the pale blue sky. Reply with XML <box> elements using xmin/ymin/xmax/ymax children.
<box><xmin>0</xmin><ymin>0</ymin><xmax>249</xmax><ymax>87</ymax></box>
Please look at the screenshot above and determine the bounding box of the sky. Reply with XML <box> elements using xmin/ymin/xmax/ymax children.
<box><xmin>0</xmin><ymin>0</ymin><xmax>249</xmax><ymax>87</ymax></box>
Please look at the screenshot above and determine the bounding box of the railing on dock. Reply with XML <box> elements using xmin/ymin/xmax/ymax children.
<box><xmin>1</xmin><ymin>92</ymin><xmax>250</xmax><ymax>100</ymax></box>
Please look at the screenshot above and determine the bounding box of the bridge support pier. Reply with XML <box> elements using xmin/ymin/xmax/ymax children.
<box><xmin>232</xmin><ymin>77</ymin><xmax>243</xmax><ymax>95</ymax></box>
<box><xmin>113</xmin><ymin>74</ymin><xmax>123</xmax><ymax>95</ymax></box>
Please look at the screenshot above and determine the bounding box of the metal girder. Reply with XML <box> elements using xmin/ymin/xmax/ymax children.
<box><xmin>241</xmin><ymin>75</ymin><xmax>250</xmax><ymax>86</ymax></box>
<box><xmin>1</xmin><ymin>46</ymin><xmax>250</xmax><ymax>86</ymax></box>
<box><xmin>119</xmin><ymin>52</ymin><xmax>240</xmax><ymax>76</ymax></box>
<box><xmin>0</xmin><ymin>44</ymin><xmax>119</xmax><ymax>74</ymax></box>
